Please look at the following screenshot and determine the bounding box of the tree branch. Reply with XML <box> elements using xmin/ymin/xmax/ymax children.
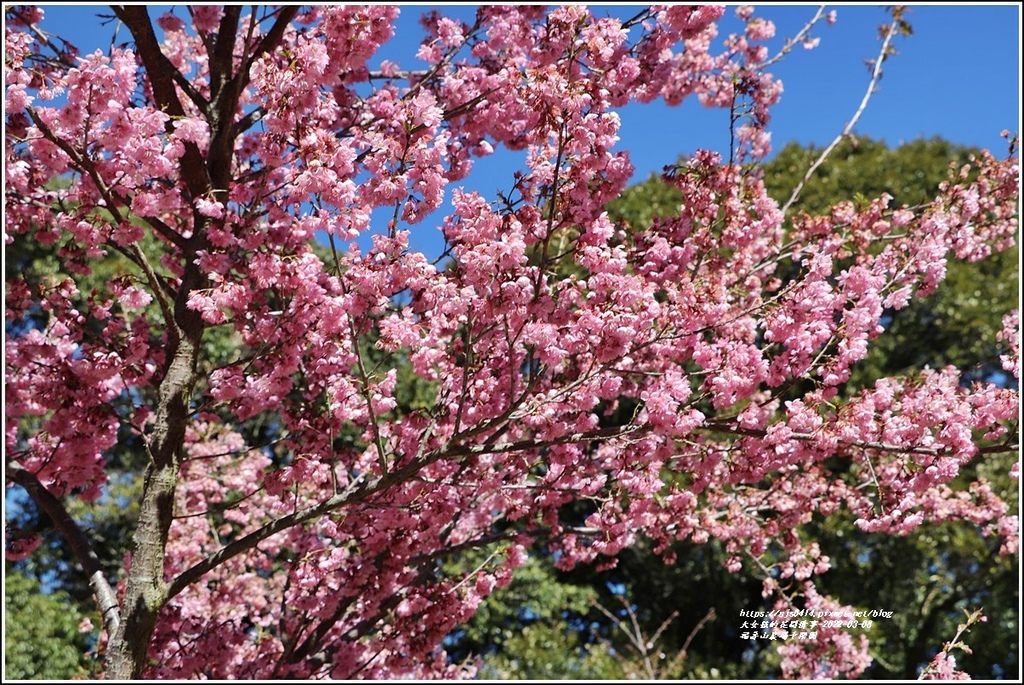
<box><xmin>112</xmin><ymin>5</ymin><xmax>211</xmax><ymax>201</ymax></box>
<box><xmin>9</xmin><ymin>6</ymin><xmax>78</xmax><ymax>69</ymax></box>
<box><xmin>240</xmin><ymin>6</ymin><xmax>299</xmax><ymax>80</ymax></box>
<box><xmin>703</xmin><ymin>419</ymin><xmax>1016</xmax><ymax>459</ymax></box>
<box><xmin>7</xmin><ymin>460</ymin><xmax>122</xmax><ymax>637</ymax></box>
<box><xmin>757</xmin><ymin>6</ymin><xmax>828</xmax><ymax>69</ymax></box>
<box><xmin>25</xmin><ymin>107</ymin><xmax>179</xmax><ymax>327</ymax></box>
<box><xmin>165</xmin><ymin>422</ymin><xmax>649</xmax><ymax>600</ymax></box>
<box><xmin>780</xmin><ymin>13</ymin><xmax>902</xmax><ymax>217</ymax></box>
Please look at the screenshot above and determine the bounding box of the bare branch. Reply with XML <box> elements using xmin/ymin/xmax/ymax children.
<box><xmin>780</xmin><ymin>14</ymin><xmax>902</xmax><ymax>217</ymax></box>
<box><xmin>757</xmin><ymin>6</ymin><xmax>828</xmax><ymax>69</ymax></box>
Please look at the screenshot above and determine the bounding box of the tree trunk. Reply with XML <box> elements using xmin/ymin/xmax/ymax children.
<box><xmin>105</xmin><ymin>271</ymin><xmax>204</xmax><ymax>679</ymax></box>
<box><xmin>100</xmin><ymin>6</ymin><xmax>295</xmax><ymax>676</ymax></box>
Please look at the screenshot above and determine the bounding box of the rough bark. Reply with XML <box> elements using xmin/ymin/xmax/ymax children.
<box><xmin>102</xmin><ymin>6</ymin><xmax>296</xmax><ymax>677</ymax></box>
<box><xmin>104</xmin><ymin>326</ymin><xmax>201</xmax><ymax>678</ymax></box>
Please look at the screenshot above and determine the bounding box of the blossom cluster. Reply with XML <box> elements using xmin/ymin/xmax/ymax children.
<box><xmin>4</xmin><ymin>4</ymin><xmax>1018</xmax><ymax>680</ymax></box>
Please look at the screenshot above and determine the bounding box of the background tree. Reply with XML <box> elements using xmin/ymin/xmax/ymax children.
<box><xmin>4</xmin><ymin>573</ymin><xmax>98</xmax><ymax>679</ymax></box>
<box><xmin>4</xmin><ymin>5</ymin><xmax>1018</xmax><ymax>680</ymax></box>
<box><xmin>454</xmin><ymin>136</ymin><xmax>1020</xmax><ymax>679</ymax></box>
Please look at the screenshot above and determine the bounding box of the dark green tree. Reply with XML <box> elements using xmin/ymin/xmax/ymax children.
<box><xmin>4</xmin><ymin>573</ymin><xmax>98</xmax><ymax>679</ymax></box>
<box><xmin>452</xmin><ymin>136</ymin><xmax>1019</xmax><ymax>679</ymax></box>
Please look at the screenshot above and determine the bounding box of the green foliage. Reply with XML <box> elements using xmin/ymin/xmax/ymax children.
<box><xmin>445</xmin><ymin>554</ymin><xmax>598</xmax><ymax>668</ymax></box>
<box><xmin>605</xmin><ymin>169</ymin><xmax>685</xmax><ymax>232</ymax></box>
<box><xmin>477</xmin><ymin>620</ymin><xmax>622</xmax><ymax>679</ymax></box>
<box><xmin>3</xmin><ymin>573</ymin><xmax>98</xmax><ymax>679</ymax></box>
<box><xmin>763</xmin><ymin>137</ymin><xmax>977</xmax><ymax>215</ymax></box>
<box><xmin>570</xmin><ymin>540</ymin><xmax>773</xmax><ymax>680</ymax></box>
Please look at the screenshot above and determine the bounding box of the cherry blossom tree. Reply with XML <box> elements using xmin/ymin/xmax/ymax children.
<box><xmin>4</xmin><ymin>4</ymin><xmax>1018</xmax><ymax>680</ymax></box>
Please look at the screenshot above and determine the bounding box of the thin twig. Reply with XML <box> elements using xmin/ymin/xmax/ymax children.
<box><xmin>758</xmin><ymin>6</ymin><xmax>828</xmax><ymax>69</ymax></box>
<box><xmin>780</xmin><ymin>14</ymin><xmax>903</xmax><ymax>217</ymax></box>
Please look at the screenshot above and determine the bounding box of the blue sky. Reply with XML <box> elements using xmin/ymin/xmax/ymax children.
<box><xmin>26</xmin><ymin>4</ymin><xmax>1023</xmax><ymax>257</ymax></box>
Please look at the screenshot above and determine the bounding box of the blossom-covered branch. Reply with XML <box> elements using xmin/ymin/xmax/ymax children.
<box><xmin>5</xmin><ymin>4</ymin><xmax>1017</xmax><ymax>680</ymax></box>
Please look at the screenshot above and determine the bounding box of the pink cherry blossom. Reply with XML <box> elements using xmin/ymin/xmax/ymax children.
<box><xmin>4</xmin><ymin>5</ymin><xmax>1017</xmax><ymax>681</ymax></box>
